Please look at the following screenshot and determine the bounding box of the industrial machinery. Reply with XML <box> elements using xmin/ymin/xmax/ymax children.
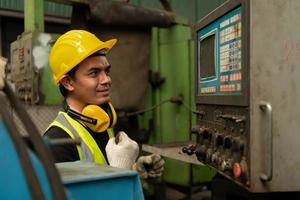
<box><xmin>10</xmin><ymin>31</ymin><xmax>62</xmax><ymax>105</ymax></box>
<box><xmin>181</xmin><ymin>0</ymin><xmax>300</xmax><ymax>193</ymax></box>
<box><xmin>6</xmin><ymin>0</ymin><xmax>216</xmax><ymax>198</ymax></box>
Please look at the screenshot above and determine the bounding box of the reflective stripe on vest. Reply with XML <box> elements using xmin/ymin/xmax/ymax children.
<box><xmin>46</xmin><ymin>112</ymin><xmax>109</xmax><ymax>164</ymax></box>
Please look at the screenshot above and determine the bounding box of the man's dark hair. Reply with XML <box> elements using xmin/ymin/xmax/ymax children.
<box><xmin>59</xmin><ymin>65</ymin><xmax>78</xmax><ymax>97</ymax></box>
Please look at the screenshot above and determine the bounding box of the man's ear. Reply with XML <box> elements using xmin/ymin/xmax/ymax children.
<box><xmin>59</xmin><ymin>75</ymin><xmax>74</xmax><ymax>92</ymax></box>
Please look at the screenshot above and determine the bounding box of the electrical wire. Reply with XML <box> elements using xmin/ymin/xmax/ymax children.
<box><xmin>124</xmin><ymin>98</ymin><xmax>174</xmax><ymax>117</ymax></box>
<box><xmin>123</xmin><ymin>96</ymin><xmax>205</xmax><ymax>117</ymax></box>
<box><xmin>181</xmin><ymin>101</ymin><xmax>205</xmax><ymax>116</ymax></box>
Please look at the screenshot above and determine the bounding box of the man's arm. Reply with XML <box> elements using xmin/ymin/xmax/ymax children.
<box><xmin>44</xmin><ymin>126</ymin><xmax>80</xmax><ymax>162</ymax></box>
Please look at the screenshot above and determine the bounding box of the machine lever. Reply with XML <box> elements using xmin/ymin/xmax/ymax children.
<box><xmin>217</xmin><ymin>114</ymin><xmax>245</xmax><ymax>123</ymax></box>
<box><xmin>259</xmin><ymin>101</ymin><xmax>273</xmax><ymax>182</ymax></box>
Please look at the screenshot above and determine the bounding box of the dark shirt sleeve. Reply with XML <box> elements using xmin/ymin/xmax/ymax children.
<box><xmin>43</xmin><ymin>126</ymin><xmax>80</xmax><ymax>163</ymax></box>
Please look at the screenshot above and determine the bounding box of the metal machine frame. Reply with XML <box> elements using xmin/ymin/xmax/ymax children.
<box><xmin>190</xmin><ymin>0</ymin><xmax>300</xmax><ymax>193</ymax></box>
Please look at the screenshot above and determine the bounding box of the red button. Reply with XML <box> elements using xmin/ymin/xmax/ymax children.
<box><xmin>233</xmin><ymin>163</ymin><xmax>241</xmax><ymax>178</ymax></box>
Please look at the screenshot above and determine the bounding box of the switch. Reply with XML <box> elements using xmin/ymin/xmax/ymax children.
<box><xmin>206</xmin><ymin>148</ymin><xmax>213</xmax><ymax>162</ymax></box>
<box><xmin>232</xmin><ymin>157</ymin><xmax>248</xmax><ymax>178</ymax></box>
<box><xmin>232</xmin><ymin>137</ymin><xmax>244</xmax><ymax>152</ymax></box>
<box><xmin>221</xmin><ymin>159</ymin><xmax>233</xmax><ymax>171</ymax></box>
<box><xmin>233</xmin><ymin>163</ymin><xmax>242</xmax><ymax>178</ymax></box>
<box><xmin>211</xmin><ymin>151</ymin><xmax>220</xmax><ymax>165</ymax></box>
<box><xmin>195</xmin><ymin>145</ymin><xmax>207</xmax><ymax>161</ymax></box>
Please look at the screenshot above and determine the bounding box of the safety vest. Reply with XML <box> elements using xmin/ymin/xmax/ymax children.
<box><xmin>46</xmin><ymin>112</ymin><xmax>113</xmax><ymax>164</ymax></box>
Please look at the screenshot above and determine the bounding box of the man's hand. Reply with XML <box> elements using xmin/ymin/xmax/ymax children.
<box><xmin>105</xmin><ymin>131</ymin><xmax>139</xmax><ymax>169</ymax></box>
<box><xmin>132</xmin><ymin>154</ymin><xmax>165</xmax><ymax>179</ymax></box>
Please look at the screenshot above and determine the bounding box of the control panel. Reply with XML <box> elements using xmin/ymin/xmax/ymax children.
<box><xmin>183</xmin><ymin>4</ymin><xmax>250</xmax><ymax>187</ymax></box>
<box><xmin>182</xmin><ymin>105</ymin><xmax>249</xmax><ymax>185</ymax></box>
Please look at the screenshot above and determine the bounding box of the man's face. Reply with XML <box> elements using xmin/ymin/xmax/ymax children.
<box><xmin>70</xmin><ymin>56</ymin><xmax>112</xmax><ymax>106</ymax></box>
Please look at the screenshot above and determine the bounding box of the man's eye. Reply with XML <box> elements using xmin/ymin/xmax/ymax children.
<box><xmin>89</xmin><ymin>70</ymin><xmax>98</xmax><ymax>76</ymax></box>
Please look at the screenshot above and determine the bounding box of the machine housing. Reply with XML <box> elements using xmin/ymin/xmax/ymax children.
<box><xmin>193</xmin><ymin>0</ymin><xmax>300</xmax><ymax>192</ymax></box>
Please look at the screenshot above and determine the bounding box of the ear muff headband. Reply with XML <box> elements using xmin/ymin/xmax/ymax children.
<box><xmin>101</xmin><ymin>102</ymin><xmax>117</xmax><ymax>128</ymax></box>
<box><xmin>108</xmin><ymin>102</ymin><xmax>117</xmax><ymax>127</ymax></box>
<box><xmin>66</xmin><ymin>103</ymin><xmax>117</xmax><ymax>133</ymax></box>
<box><xmin>65</xmin><ymin>105</ymin><xmax>97</xmax><ymax>125</ymax></box>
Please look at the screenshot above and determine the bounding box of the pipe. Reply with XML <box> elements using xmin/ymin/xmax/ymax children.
<box><xmin>88</xmin><ymin>0</ymin><xmax>175</xmax><ymax>27</ymax></box>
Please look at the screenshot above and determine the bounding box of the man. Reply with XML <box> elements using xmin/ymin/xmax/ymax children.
<box><xmin>44</xmin><ymin>30</ymin><xmax>164</xmax><ymax>178</ymax></box>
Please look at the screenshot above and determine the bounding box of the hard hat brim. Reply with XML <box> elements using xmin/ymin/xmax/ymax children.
<box><xmin>88</xmin><ymin>38</ymin><xmax>117</xmax><ymax>57</ymax></box>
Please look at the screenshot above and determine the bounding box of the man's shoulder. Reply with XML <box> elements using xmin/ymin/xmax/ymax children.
<box><xmin>44</xmin><ymin>126</ymin><xmax>71</xmax><ymax>139</ymax></box>
<box><xmin>43</xmin><ymin>125</ymin><xmax>80</xmax><ymax>162</ymax></box>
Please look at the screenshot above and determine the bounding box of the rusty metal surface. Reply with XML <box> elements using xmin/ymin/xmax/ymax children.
<box><xmin>48</xmin><ymin>0</ymin><xmax>88</xmax><ymax>5</ymax></box>
<box><xmin>85</xmin><ymin>26</ymin><xmax>151</xmax><ymax>111</ymax></box>
<box><xmin>142</xmin><ymin>143</ymin><xmax>204</xmax><ymax>166</ymax></box>
<box><xmin>88</xmin><ymin>0</ymin><xmax>175</xmax><ymax>27</ymax></box>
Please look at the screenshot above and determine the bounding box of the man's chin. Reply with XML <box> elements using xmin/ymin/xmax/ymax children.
<box><xmin>96</xmin><ymin>97</ymin><xmax>110</xmax><ymax>105</ymax></box>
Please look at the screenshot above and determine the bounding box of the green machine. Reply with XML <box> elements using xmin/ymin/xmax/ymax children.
<box><xmin>140</xmin><ymin>23</ymin><xmax>216</xmax><ymax>196</ymax></box>
<box><xmin>9</xmin><ymin>0</ymin><xmax>62</xmax><ymax>106</ymax></box>
<box><xmin>137</xmin><ymin>0</ymin><xmax>228</xmax><ymax>196</ymax></box>
<box><xmin>10</xmin><ymin>31</ymin><xmax>62</xmax><ymax>105</ymax></box>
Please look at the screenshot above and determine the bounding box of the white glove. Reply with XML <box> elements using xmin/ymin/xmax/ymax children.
<box><xmin>132</xmin><ymin>154</ymin><xmax>165</xmax><ymax>179</ymax></box>
<box><xmin>105</xmin><ymin>131</ymin><xmax>139</xmax><ymax>169</ymax></box>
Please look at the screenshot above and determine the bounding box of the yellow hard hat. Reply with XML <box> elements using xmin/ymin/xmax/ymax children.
<box><xmin>49</xmin><ymin>30</ymin><xmax>117</xmax><ymax>84</ymax></box>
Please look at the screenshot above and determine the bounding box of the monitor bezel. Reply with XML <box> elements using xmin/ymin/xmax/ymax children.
<box><xmin>193</xmin><ymin>0</ymin><xmax>249</xmax><ymax>106</ymax></box>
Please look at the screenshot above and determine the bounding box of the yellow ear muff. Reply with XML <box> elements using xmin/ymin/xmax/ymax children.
<box><xmin>81</xmin><ymin>102</ymin><xmax>117</xmax><ymax>133</ymax></box>
<box><xmin>82</xmin><ymin>105</ymin><xmax>110</xmax><ymax>132</ymax></box>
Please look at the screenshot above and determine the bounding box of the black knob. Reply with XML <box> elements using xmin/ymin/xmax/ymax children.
<box><xmin>195</xmin><ymin>145</ymin><xmax>207</xmax><ymax>161</ymax></box>
<box><xmin>182</xmin><ymin>146</ymin><xmax>188</xmax><ymax>153</ymax></box>
<box><xmin>202</xmin><ymin>130</ymin><xmax>209</xmax><ymax>139</ymax></box>
<box><xmin>232</xmin><ymin>138</ymin><xmax>244</xmax><ymax>152</ymax></box>
<box><xmin>186</xmin><ymin>148</ymin><xmax>194</xmax><ymax>155</ymax></box>
<box><xmin>224</xmin><ymin>136</ymin><xmax>232</xmax><ymax>149</ymax></box>
<box><xmin>182</xmin><ymin>144</ymin><xmax>196</xmax><ymax>155</ymax></box>
<box><xmin>216</xmin><ymin>135</ymin><xmax>224</xmax><ymax>146</ymax></box>
<box><xmin>189</xmin><ymin>144</ymin><xmax>196</xmax><ymax>151</ymax></box>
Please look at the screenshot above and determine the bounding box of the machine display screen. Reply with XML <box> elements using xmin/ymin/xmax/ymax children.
<box><xmin>198</xmin><ymin>7</ymin><xmax>242</xmax><ymax>96</ymax></box>
<box><xmin>200</xmin><ymin>34</ymin><xmax>216</xmax><ymax>79</ymax></box>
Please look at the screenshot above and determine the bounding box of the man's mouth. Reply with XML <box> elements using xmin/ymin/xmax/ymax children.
<box><xmin>97</xmin><ymin>89</ymin><xmax>109</xmax><ymax>96</ymax></box>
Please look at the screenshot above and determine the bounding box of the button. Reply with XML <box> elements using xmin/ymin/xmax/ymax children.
<box><xmin>182</xmin><ymin>146</ymin><xmax>188</xmax><ymax>153</ymax></box>
<box><xmin>233</xmin><ymin>163</ymin><xmax>241</xmax><ymax>178</ymax></box>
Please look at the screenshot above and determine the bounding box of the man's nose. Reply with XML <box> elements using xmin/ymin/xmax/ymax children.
<box><xmin>100</xmin><ymin>72</ymin><xmax>111</xmax><ymax>85</ymax></box>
